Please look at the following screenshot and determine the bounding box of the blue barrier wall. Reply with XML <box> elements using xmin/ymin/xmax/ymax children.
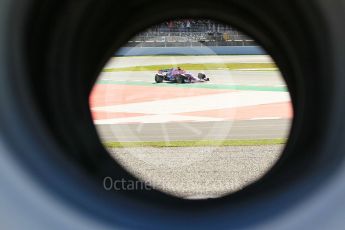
<box><xmin>116</xmin><ymin>46</ymin><xmax>265</xmax><ymax>56</ymax></box>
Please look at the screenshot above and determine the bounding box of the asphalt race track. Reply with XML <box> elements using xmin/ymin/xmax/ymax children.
<box><xmin>99</xmin><ymin>70</ymin><xmax>285</xmax><ymax>87</ymax></box>
<box><xmin>90</xmin><ymin>55</ymin><xmax>292</xmax><ymax>143</ymax></box>
<box><xmin>96</xmin><ymin>119</ymin><xmax>291</xmax><ymax>142</ymax></box>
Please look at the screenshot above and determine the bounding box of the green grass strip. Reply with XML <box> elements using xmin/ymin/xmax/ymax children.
<box><xmin>104</xmin><ymin>138</ymin><xmax>287</xmax><ymax>148</ymax></box>
<box><xmin>98</xmin><ymin>80</ymin><xmax>288</xmax><ymax>92</ymax></box>
<box><xmin>103</xmin><ymin>63</ymin><xmax>277</xmax><ymax>72</ymax></box>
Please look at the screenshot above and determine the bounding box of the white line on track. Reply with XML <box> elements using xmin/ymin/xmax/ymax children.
<box><xmin>94</xmin><ymin>114</ymin><xmax>225</xmax><ymax>125</ymax></box>
<box><xmin>250</xmin><ymin>117</ymin><xmax>282</xmax><ymax>120</ymax></box>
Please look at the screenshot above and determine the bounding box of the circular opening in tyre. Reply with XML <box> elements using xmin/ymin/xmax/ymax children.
<box><xmin>89</xmin><ymin>19</ymin><xmax>293</xmax><ymax>200</ymax></box>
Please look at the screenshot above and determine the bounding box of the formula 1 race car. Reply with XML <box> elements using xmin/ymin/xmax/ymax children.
<box><xmin>154</xmin><ymin>67</ymin><xmax>210</xmax><ymax>83</ymax></box>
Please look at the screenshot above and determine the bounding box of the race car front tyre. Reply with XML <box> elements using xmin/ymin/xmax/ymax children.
<box><xmin>155</xmin><ymin>74</ymin><xmax>163</xmax><ymax>83</ymax></box>
<box><xmin>176</xmin><ymin>75</ymin><xmax>185</xmax><ymax>84</ymax></box>
<box><xmin>198</xmin><ymin>73</ymin><xmax>206</xmax><ymax>80</ymax></box>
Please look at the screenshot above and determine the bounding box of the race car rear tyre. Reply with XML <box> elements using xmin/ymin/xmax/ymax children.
<box><xmin>155</xmin><ymin>74</ymin><xmax>163</xmax><ymax>83</ymax></box>
<box><xmin>176</xmin><ymin>75</ymin><xmax>185</xmax><ymax>84</ymax></box>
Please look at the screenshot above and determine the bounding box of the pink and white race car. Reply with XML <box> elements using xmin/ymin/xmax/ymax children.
<box><xmin>155</xmin><ymin>67</ymin><xmax>210</xmax><ymax>83</ymax></box>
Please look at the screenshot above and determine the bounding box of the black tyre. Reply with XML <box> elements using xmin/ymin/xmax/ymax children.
<box><xmin>1</xmin><ymin>0</ymin><xmax>345</xmax><ymax>229</ymax></box>
<box><xmin>176</xmin><ymin>75</ymin><xmax>185</xmax><ymax>84</ymax></box>
<box><xmin>155</xmin><ymin>74</ymin><xmax>163</xmax><ymax>83</ymax></box>
<box><xmin>198</xmin><ymin>73</ymin><xmax>206</xmax><ymax>80</ymax></box>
